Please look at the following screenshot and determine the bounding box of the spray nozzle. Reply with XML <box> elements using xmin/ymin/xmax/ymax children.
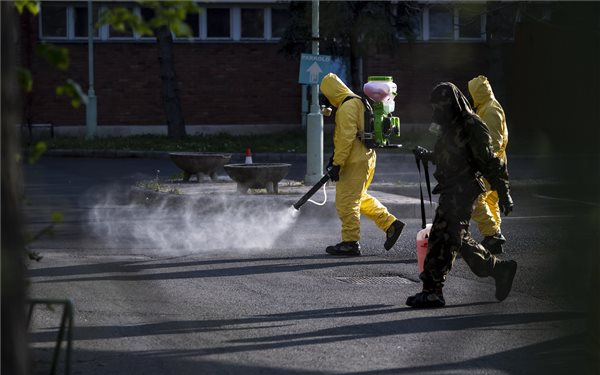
<box><xmin>321</xmin><ymin>105</ymin><xmax>333</xmax><ymax>117</ymax></box>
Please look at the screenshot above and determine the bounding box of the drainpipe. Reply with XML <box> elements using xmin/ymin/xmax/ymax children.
<box><xmin>304</xmin><ymin>0</ymin><xmax>323</xmax><ymax>185</ymax></box>
<box><xmin>86</xmin><ymin>0</ymin><xmax>97</xmax><ymax>139</ymax></box>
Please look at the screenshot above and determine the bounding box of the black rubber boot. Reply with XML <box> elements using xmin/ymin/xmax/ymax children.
<box><xmin>325</xmin><ymin>241</ymin><xmax>361</xmax><ymax>256</ymax></box>
<box><xmin>384</xmin><ymin>220</ymin><xmax>405</xmax><ymax>250</ymax></box>
<box><xmin>481</xmin><ymin>232</ymin><xmax>506</xmax><ymax>255</ymax></box>
<box><xmin>406</xmin><ymin>291</ymin><xmax>446</xmax><ymax>308</ymax></box>
<box><xmin>493</xmin><ymin>260</ymin><xmax>517</xmax><ymax>301</ymax></box>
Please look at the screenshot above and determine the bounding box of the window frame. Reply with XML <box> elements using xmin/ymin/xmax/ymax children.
<box><xmin>36</xmin><ymin>3</ymin><xmax>292</xmax><ymax>44</ymax></box>
<box><xmin>205</xmin><ymin>7</ymin><xmax>233</xmax><ymax>40</ymax></box>
<box><xmin>71</xmin><ymin>3</ymin><xmax>101</xmax><ymax>40</ymax></box>
<box><xmin>427</xmin><ymin>4</ymin><xmax>455</xmax><ymax>40</ymax></box>
<box><xmin>397</xmin><ymin>2</ymin><xmax>487</xmax><ymax>43</ymax></box>
<box><xmin>456</xmin><ymin>4</ymin><xmax>487</xmax><ymax>41</ymax></box>
<box><xmin>240</xmin><ymin>7</ymin><xmax>266</xmax><ymax>40</ymax></box>
<box><xmin>39</xmin><ymin>2</ymin><xmax>70</xmax><ymax>40</ymax></box>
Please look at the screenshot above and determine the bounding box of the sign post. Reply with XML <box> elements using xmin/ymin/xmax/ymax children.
<box><xmin>299</xmin><ymin>1</ymin><xmax>330</xmax><ymax>185</ymax></box>
<box><xmin>86</xmin><ymin>0</ymin><xmax>97</xmax><ymax>139</ymax></box>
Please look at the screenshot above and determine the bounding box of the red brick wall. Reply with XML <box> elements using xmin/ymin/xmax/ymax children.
<box><xmin>26</xmin><ymin>41</ymin><xmax>302</xmax><ymax>127</ymax></box>
<box><xmin>22</xmin><ymin>13</ymin><xmax>505</xmax><ymax>130</ymax></box>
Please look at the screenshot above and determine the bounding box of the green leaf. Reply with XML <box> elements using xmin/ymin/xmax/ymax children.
<box><xmin>28</xmin><ymin>141</ymin><xmax>47</xmax><ymax>164</ymax></box>
<box><xmin>15</xmin><ymin>0</ymin><xmax>40</xmax><ymax>15</ymax></box>
<box><xmin>35</xmin><ymin>43</ymin><xmax>69</xmax><ymax>71</ymax></box>
<box><xmin>51</xmin><ymin>212</ymin><xmax>64</xmax><ymax>223</ymax></box>
<box><xmin>56</xmin><ymin>79</ymin><xmax>88</xmax><ymax>108</ymax></box>
<box><xmin>96</xmin><ymin>0</ymin><xmax>200</xmax><ymax>36</ymax></box>
<box><xmin>17</xmin><ymin>68</ymin><xmax>33</xmax><ymax>92</ymax></box>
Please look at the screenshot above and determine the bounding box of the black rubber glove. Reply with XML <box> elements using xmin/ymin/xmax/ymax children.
<box><xmin>327</xmin><ymin>164</ymin><xmax>340</xmax><ymax>182</ymax></box>
<box><xmin>499</xmin><ymin>191</ymin><xmax>514</xmax><ymax>216</ymax></box>
<box><xmin>412</xmin><ymin>146</ymin><xmax>433</xmax><ymax>162</ymax></box>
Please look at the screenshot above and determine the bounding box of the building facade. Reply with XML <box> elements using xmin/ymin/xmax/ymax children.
<box><xmin>21</xmin><ymin>1</ymin><xmax>518</xmax><ymax>136</ymax></box>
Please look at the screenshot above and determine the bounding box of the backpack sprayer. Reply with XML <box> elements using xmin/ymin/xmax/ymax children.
<box><xmin>362</xmin><ymin>76</ymin><xmax>401</xmax><ymax>149</ymax></box>
<box><xmin>293</xmin><ymin>76</ymin><xmax>401</xmax><ymax>210</ymax></box>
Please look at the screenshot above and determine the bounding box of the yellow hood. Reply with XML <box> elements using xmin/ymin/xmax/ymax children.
<box><xmin>468</xmin><ymin>75</ymin><xmax>495</xmax><ymax>109</ymax></box>
<box><xmin>320</xmin><ymin>73</ymin><xmax>356</xmax><ymax>108</ymax></box>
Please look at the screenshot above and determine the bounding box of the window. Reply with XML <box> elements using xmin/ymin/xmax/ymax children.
<box><xmin>41</xmin><ymin>4</ymin><xmax>67</xmax><ymax>38</ymax></box>
<box><xmin>74</xmin><ymin>5</ymin><xmax>99</xmax><ymax>38</ymax></box>
<box><xmin>395</xmin><ymin>6</ymin><xmax>423</xmax><ymax>40</ymax></box>
<box><xmin>207</xmin><ymin>8</ymin><xmax>230</xmax><ymax>38</ymax></box>
<box><xmin>184</xmin><ymin>13</ymin><xmax>200</xmax><ymax>38</ymax></box>
<box><xmin>418</xmin><ymin>3</ymin><xmax>487</xmax><ymax>42</ymax></box>
<box><xmin>458</xmin><ymin>4</ymin><xmax>484</xmax><ymax>39</ymax></box>
<box><xmin>271</xmin><ymin>8</ymin><xmax>288</xmax><ymax>39</ymax></box>
<box><xmin>429</xmin><ymin>5</ymin><xmax>454</xmax><ymax>39</ymax></box>
<box><xmin>38</xmin><ymin>4</ymin><xmax>287</xmax><ymax>43</ymax></box>
<box><xmin>140</xmin><ymin>7</ymin><xmax>155</xmax><ymax>23</ymax></box>
<box><xmin>241</xmin><ymin>8</ymin><xmax>264</xmax><ymax>38</ymax></box>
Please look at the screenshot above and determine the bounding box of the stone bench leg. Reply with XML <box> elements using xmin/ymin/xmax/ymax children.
<box><xmin>265</xmin><ymin>181</ymin><xmax>279</xmax><ymax>194</ymax></box>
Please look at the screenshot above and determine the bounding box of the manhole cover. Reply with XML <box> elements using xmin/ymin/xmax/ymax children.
<box><xmin>335</xmin><ymin>276</ymin><xmax>415</xmax><ymax>285</ymax></box>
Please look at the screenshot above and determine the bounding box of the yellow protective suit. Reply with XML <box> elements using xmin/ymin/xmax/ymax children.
<box><xmin>320</xmin><ymin>73</ymin><xmax>397</xmax><ymax>242</ymax></box>
<box><xmin>468</xmin><ymin>75</ymin><xmax>509</xmax><ymax>237</ymax></box>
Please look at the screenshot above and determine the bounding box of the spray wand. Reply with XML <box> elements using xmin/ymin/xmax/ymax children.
<box><xmin>293</xmin><ymin>168</ymin><xmax>332</xmax><ymax>210</ymax></box>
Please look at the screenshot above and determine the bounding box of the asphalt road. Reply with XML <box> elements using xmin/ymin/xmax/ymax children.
<box><xmin>23</xmin><ymin>155</ymin><xmax>598</xmax><ymax>375</ymax></box>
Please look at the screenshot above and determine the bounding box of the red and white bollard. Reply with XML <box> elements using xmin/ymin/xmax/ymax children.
<box><xmin>245</xmin><ymin>148</ymin><xmax>253</xmax><ymax>164</ymax></box>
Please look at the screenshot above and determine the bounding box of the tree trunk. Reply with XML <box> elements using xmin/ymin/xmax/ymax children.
<box><xmin>1</xmin><ymin>3</ymin><xmax>30</xmax><ymax>375</ymax></box>
<box><xmin>155</xmin><ymin>25</ymin><xmax>186</xmax><ymax>139</ymax></box>
<box><xmin>349</xmin><ymin>37</ymin><xmax>363</xmax><ymax>93</ymax></box>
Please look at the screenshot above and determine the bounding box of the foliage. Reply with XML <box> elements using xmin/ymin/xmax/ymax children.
<box><xmin>42</xmin><ymin>131</ymin><xmax>309</xmax><ymax>153</ymax></box>
<box><xmin>14</xmin><ymin>0</ymin><xmax>39</xmax><ymax>15</ymax></box>
<box><xmin>55</xmin><ymin>79</ymin><xmax>88</xmax><ymax>108</ymax></box>
<box><xmin>35</xmin><ymin>43</ymin><xmax>69</xmax><ymax>70</ymax></box>
<box><xmin>24</xmin><ymin>212</ymin><xmax>64</xmax><ymax>262</ymax></box>
<box><xmin>17</xmin><ymin>68</ymin><xmax>33</xmax><ymax>92</ymax></box>
<box><xmin>135</xmin><ymin>180</ymin><xmax>180</xmax><ymax>194</ymax></box>
<box><xmin>27</xmin><ymin>141</ymin><xmax>47</xmax><ymax>164</ymax></box>
<box><xmin>97</xmin><ymin>0</ymin><xmax>199</xmax><ymax>38</ymax></box>
<box><xmin>278</xmin><ymin>1</ymin><xmax>421</xmax><ymax>88</ymax></box>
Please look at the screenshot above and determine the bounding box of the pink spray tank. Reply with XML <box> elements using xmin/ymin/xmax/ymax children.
<box><xmin>416</xmin><ymin>223</ymin><xmax>432</xmax><ymax>274</ymax></box>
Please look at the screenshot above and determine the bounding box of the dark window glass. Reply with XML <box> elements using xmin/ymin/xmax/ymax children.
<box><xmin>207</xmin><ymin>8</ymin><xmax>230</xmax><ymax>38</ymax></box>
<box><xmin>241</xmin><ymin>8</ymin><xmax>263</xmax><ymax>38</ymax></box>
<box><xmin>398</xmin><ymin>7</ymin><xmax>423</xmax><ymax>39</ymax></box>
<box><xmin>429</xmin><ymin>6</ymin><xmax>453</xmax><ymax>39</ymax></box>
<box><xmin>458</xmin><ymin>5</ymin><xmax>484</xmax><ymax>38</ymax></box>
<box><xmin>74</xmin><ymin>5</ymin><xmax>99</xmax><ymax>38</ymax></box>
<box><xmin>41</xmin><ymin>5</ymin><xmax>67</xmax><ymax>37</ymax></box>
<box><xmin>138</xmin><ymin>7</ymin><xmax>157</xmax><ymax>37</ymax></box>
<box><xmin>140</xmin><ymin>7</ymin><xmax>155</xmax><ymax>23</ymax></box>
<box><xmin>271</xmin><ymin>8</ymin><xmax>289</xmax><ymax>38</ymax></box>
<box><xmin>183</xmin><ymin>13</ymin><xmax>199</xmax><ymax>37</ymax></box>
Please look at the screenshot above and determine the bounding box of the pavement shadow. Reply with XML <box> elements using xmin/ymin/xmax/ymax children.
<box><xmin>346</xmin><ymin>333</ymin><xmax>596</xmax><ymax>375</ymax></box>
<box><xmin>30</xmin><ymin>309</ymin><xmax>591</xmax><ymax>375</ymax></box>
<box><xmin>29</xmin><ymin>304</ymin><xmax>404</xmax><ymax>343</ymax></box>
<box><xmin>29</xmin><ymin>255</ymin><xmax>403</xmax><ymax>284</ymax></box>
<box><xmin>30</xmin><ymin>347</ymin><xmax>327</xmax><ymax>375</ymax></box>
<box><xmin>228</xmin><ymin>311</ymin><xmax>585</xmax><ymax>346</ymax></box>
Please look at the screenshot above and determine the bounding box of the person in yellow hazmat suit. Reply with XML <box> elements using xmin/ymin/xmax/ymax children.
<box><xmin>468</xmin><ymin>75</ymin><xmax>509</xmax><ymax>254</ymax></box>
<box><xmin>319</xmin><ymin>73</ymin><xmax>405</xmax><ymax>256</ymax></box>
